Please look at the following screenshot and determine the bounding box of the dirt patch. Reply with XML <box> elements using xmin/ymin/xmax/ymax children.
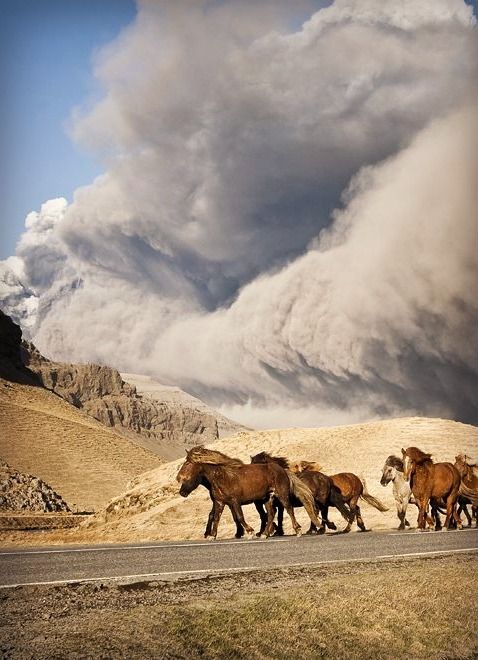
<box><xmin>0</xmin><ymin>513</ymin><xmax>92</xmax><ymax>531</ymax></box>
<box><xmin>1</xmin><ymin>554</ymin><xmax>476</xmax><ymax>659</ymax></box>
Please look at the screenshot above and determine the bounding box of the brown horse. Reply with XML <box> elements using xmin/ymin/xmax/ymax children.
<box><xmin>402</xmin><ymin>447</ymin><xmax>462</xmax><ymax>531</ymax></box>
<box><xmin>454</xmin><ymin>454</ymin><xmax>478</xmax><ymax>528</ymax></box>
<box><xmin>176</xmin><ymin>446</ymin><xmax>321</xmax><ymax>539</ymax></box>
<box><xmin>250</xmin><ymin>452</ymin><xmax>351</xmax><ymax>535</ymax></box>
<box><xmin>295</xmin><ymin>463</ymin><xmax>388</xmax><ymax>532</ymax></box>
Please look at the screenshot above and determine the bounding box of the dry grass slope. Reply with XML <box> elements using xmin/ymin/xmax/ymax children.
<box><xmin>0</xmin><ymin>379</ymin><xmax>162</xmax><ymax>512</ymax></box>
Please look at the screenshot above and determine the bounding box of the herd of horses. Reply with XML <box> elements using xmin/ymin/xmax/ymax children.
<box><xmin>175</xmin><ymin>445</ymin><xmax>478</xmax><ymax>539</ymax></box>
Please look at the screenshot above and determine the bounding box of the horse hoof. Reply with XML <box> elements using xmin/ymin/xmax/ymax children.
<box><xmin>318</xmin><ymin>527</ymin><xmax>326</xmax><ymax>535</ymax></box>
<box><xmin>327</xmin><ymin>522</ymin><xmax>337</xmax><ymax>531</ymax></box>
<box><xmin>247</xmin><ymin>531</ymin><xmax>255</xmax><ymax>539</ymax></box>
<box><xmin>295</xmin><ymin>529</ymin><xmax>302</xmax><ymax>537</ymax></box>
<box><xmin>255</xmin><ymin>532</ymin><xmax>262</xmax><ymax>538</ymax></box>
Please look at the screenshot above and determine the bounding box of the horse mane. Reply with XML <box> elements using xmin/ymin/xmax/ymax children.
<box><xmin>251</xmin><ymin>451</ymin><xmax>290</xmax><ymax>470</ymax></box>
<box><xmin>385</xmin><ymin>455</ymin><xmax>404</xmax><ymax>471</ymax></box>
<box><xmin>187</xmin><ymin>446</ymin><xmax>244</xmax><ymax>466</ymax></box>
<box><xmin>300</xmin><ymin>460</ymin><xmax>322</xmax><ymax>472</ymax></box>
<box><xmin>405</xmin><ymin>446</ymin><xmax>433</xmax><ymax>465</ymax></box>
<box><xmin>456</xmin><ymin>454</ymin><xmax>478</xmax><ymax>469</ymax></box>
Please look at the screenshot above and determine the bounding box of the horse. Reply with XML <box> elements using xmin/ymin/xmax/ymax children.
<box><xmin>454</xmin><ymin>454</ymin><xmax>478</xmax><ymax>528</ymax></box>
<box><xmin>380</xmin><ymin>455</ymin><xmax>438</xmax><ymax>530</ymax></box>
<box><xmin>176</xmin><ymin>446</ymin><xmax>321</xmax><ymax>539</ymax></box>
<box><xmin>250</xmin><ymin>452</ymin><xmax>351</xmax><ymax>535</ymax></box>
<box><xmin>380</xmin><ymin>455</ymin><xmax>413</xmax><ymax>530</ymax></box>
<box><xmin>402</xmin><ymin>447</ymin><xmax>462</xmax><ymax>531</ymax></box>
<box><xmin>292</xmin><ymin>462</ymin><xmax>388</xmax><ymax>532</ymax></box>
<box><xmin>174</xmin><ymin>448</ymin><xmax>246</xmax><ymax>539</ymax></box>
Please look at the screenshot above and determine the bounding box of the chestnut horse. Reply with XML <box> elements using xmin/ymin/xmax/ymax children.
<box><xmin>176</xmin><ymin>446</ymin><xmax>321</xmax><ymax>539</ymax></box>
<box><xmin>454</xmin><ymin>454</ymin><xmax>478</xmax><ymax>528</ymax></box>
<box><xmin>402</xmin><ymin>447</ymin><xmax>462</xmax><ymax>531</ymax></box>
<box><xmin>295</xmin><ymin>463</ymin><xmax>388</xmax><ymax>532</ymax></box>
<box><xmin>250</xmin><ymin>452</ymin><xmax>351</xmax><ymax>535</ymax></box>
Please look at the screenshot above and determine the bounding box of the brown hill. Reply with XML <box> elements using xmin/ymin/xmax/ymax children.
<box><xmin>64</xmin><ymin>416</ymin><xmax>478</xmax><ymax>544</ymax></box>
<box><xmin>0</xmin><ymin>378</ymin><xmax>162</xmax><ymax>512</ymax></box>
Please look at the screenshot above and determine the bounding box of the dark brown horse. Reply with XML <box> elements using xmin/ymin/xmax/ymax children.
<box><xmin>295</xmin><ymin>463</ymin><xmax>388</xmax><ymax>532</ymax></box>
<box><xmin>402</xmin><ymin>447</ymin><xmax>462</xmax><ymax>531</ymax></box>
<box><xmin>454</xmin><ymin>454</ymin><xmax>478</xmax><ymax>528</ymax></box>
<box><xmin>251</xmin><ymin>452</ymin><xmax>351</xmax><ymax>535</ymax></box>
<box><xmin>176</xmin><ymin>446</ymin><xmax>321</xmax><ymax>539</ymax></box>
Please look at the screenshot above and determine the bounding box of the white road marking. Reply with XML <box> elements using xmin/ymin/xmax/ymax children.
<box><xmin>0</xmin><ymin>547</ymin><xmax>476</xmax><ymax>590</ymax></box>
<box><xmin>391</xmin><ymin>528</ymin><xmax>478</xmax><ymax>537</ymax></box>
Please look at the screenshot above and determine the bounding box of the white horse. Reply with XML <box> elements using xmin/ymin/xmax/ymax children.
<box><xmin>380</xmin><ymin>456</ymin><xmax>412</xmax><ymax>530</ymax></box>
<box><xmin>381</xmin><ymin>455</ymin><xmax>439</xmax><ymax>530</ymax></box>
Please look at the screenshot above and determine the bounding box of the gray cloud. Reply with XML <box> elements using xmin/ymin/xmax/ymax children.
<box><xmin>1</xmin><ymin>0</ymin><xmax>477</xmax><ymax>426</ymax></box>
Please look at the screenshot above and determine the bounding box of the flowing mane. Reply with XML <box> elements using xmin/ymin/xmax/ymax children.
<box><xmin>456</xmin><ymin>454</ymin><xmax>478</xmax><ymax>470</ymax></box>
<box><xmin>186</xmin><ymin>446</ymin><xmax>244</xmax><ymax>466</ymax></box>
<box><xmin>385</xmin><ymin>455</ymin><xmax>404</xmax><ymax>471</ymax></box>
<box><xmin>250</xmin><ymin>451</ymin><xmax>290</xmax><ymax>470</ymax></box>
<box><xmin>405</xmin><ymin>447</ymin><xmax>433</xmax><ymax>464</ymax></box>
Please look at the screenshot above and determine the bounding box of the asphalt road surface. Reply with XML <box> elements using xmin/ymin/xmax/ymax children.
<box><xmin>1</xmin><ymin>528</ymin><xmax>477</xmax><ymax>589</ymax></box>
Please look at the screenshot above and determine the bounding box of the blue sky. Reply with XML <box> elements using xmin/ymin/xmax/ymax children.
<box><xmin>1</xmin><ymin>0</ymin><xmax>477</xmax><ymax>260</ymax></box>
<box><xmin>0</xmin><ymin>0</ymin><xmax>137</xmax><ymax>258</ymax></box>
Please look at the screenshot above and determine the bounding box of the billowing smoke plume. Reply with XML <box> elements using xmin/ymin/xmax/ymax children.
<box><xmin>1</xmin><ymin>0</ymin><xmax>477</xmax><ymax>426</ymax></box>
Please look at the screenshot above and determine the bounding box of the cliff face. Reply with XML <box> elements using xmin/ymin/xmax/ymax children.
<box><xmin>22</xmin><ymin>343</ymin><xmax>220</xmax><ymax>460</ymax></box>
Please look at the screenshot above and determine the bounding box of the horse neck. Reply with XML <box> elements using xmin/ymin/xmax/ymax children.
<box><xmin>391</xmin><ymin>470</ymin><xmax>410</xmax><ymax>496</ymax></box>
<box><xmin>462</xmin><ymin>465</ymin><xmax>478</xmax><ymax>488</ymax></box>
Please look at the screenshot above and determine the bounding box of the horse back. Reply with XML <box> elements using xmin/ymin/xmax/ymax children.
<box><xmin>430</xmin><ymin>462</ymin><xmax>460</xmax><ymax>499</ymax></box>
<box><xmin>330</xmin><ymin>473</ymin><xmax>362</xmax><ymax>500</ymax></box>
<box><xmin>214</xmin><ymin>462</ymin><xmax>288</xmax><ymax>503</ymax></box>
<box><xmin>298</xmin><ymin>470</ymin><xmax>330</xmax><ymax>504</ymax></box>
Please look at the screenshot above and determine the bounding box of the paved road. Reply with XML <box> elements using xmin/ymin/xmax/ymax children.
<box><xmin>0</xmin><ymin>528</ymin><xmax>477</xmax><ymax>589</ymax></box>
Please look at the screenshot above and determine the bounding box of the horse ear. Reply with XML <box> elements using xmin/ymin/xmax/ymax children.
<box><xmin>401</xmin><ymin>448</ymin><xmax>406</xmax><ymax>456</ymax></box>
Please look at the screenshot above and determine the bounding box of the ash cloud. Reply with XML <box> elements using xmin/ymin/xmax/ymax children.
<box><xmin>1</xmin><ymin>0</ymin><xmax>477</xmax><ymax>426</ymax></box>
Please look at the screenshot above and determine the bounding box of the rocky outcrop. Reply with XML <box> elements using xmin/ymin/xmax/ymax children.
<box><xmin>22</xmin><ymin>343</ymin><xmax>221</xmax><ymax>460</ymax></box>
<box><xmin>0</xmin><ymin>461</ymin><xmax>70</xmax><ymax>512</ymax></box>
<box><xmin>0</xmin><ymin>310</ymin><xmax>37</xmax><ymax>384</ymax></box>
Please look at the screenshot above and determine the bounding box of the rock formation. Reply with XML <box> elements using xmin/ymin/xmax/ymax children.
<box><xmin>0</xmin><ymin>461</ymin><xmax>70</xmax><ymax>512</ymax></box>
<box><xmin>21</xmin><ymin>345</ymin><xmax>220</xmax><ymax>459</ymax></box>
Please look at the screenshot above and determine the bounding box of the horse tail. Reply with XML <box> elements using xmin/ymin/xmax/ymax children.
<box><xmin>360</xmin><ymin>478</ymin><xmax>389</xmax><ymax>512</ymax></box>
<box><xmin>459</xmin><ymin>482</ymin><xmax>478</xmax><ymax>507</ymax></box>
<box><xmin>287</xmin><ymin>471</ymin><xmax>321</xmax><ymax>527</ymax></box>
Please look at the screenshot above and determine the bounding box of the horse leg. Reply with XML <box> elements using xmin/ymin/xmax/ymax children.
<box><xmin>254</xmin><ymin>501</ymin><xmax>268</xmax><ymax>538</ymax></box>
<box><xmin>210</xmin><ymin>501</ymin><xmax>225</xmax><ymax>539</ymax></box>
<box><xmin>452</xmin><ymin>502</ymin><xmax>463</xmax><ymax>530</ymax></box>
<box><xmin>278</xmin><ymin>495</ymin><xmax>301</xmax><ymax>536</ymax></box>
<box><xmin>204</xmin><ymin>502</ymin><xmax>215</xmax><ymax>538</ymax></box>
<box><xmin>397</xmin><ymin>506</ymin><xmax>407</xmax><ymax>531</ymax></box>
<box><xmin>416</xmin><ymin>500</ymin><xmax>428</xmax><ymax>531</ymax></box>
<box><xmin>355</xmin><ymin>504</ymin><xmax>367</xmax><ymax>532</ymax></box>
<box><xmin>458</xmin><ymin>502</ymin><xmax>471</xmax><ymax>527</ymax></box>
<box><xmin>322</xmin><ymin>503</ymin><xmax>337</xmax><ymax>531</ymax></box>
<box><xmin>229</xmin><ymin>501</ymin><xmax>255</xmax><ymax>537</ymax></box>
<box><xmin>264</xmin><ymin>495</ymin><xmax>276</xmax><ymax>538</ymax></box>
<box><xmin>274</xmin><ymin>500</ymin><xmax>285</xmax><ymax>536</ymax></box>
<box><xmin>342</xmin><ymin>497</ymin><xmax>357</xmax><ymax>533</ymax></box>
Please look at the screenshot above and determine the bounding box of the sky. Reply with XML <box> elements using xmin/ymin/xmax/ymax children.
<box><xmin>0</xmin><ymin>0</ymin><xmax>137</xmax><ymax>259</ymax></box>
<box><xmin>1</xmin><ymin>0</ymin><xmax>477</xmax><ymax>429</ymax></box>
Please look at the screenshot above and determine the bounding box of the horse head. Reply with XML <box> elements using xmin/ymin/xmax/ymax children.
<box><xmin>381</xmin><ymin>456</ymin><xmax>403</xmax><ymax>486</ymax></box>
<box><xmin>176</xmin><ymin>456</ymin><xmax>202</xmax><ymax>497</ymax></box>
<box><xmin>402</xmin><ymin>447</ymin><xmax>432</xmax><ymax>481</ymax></box>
